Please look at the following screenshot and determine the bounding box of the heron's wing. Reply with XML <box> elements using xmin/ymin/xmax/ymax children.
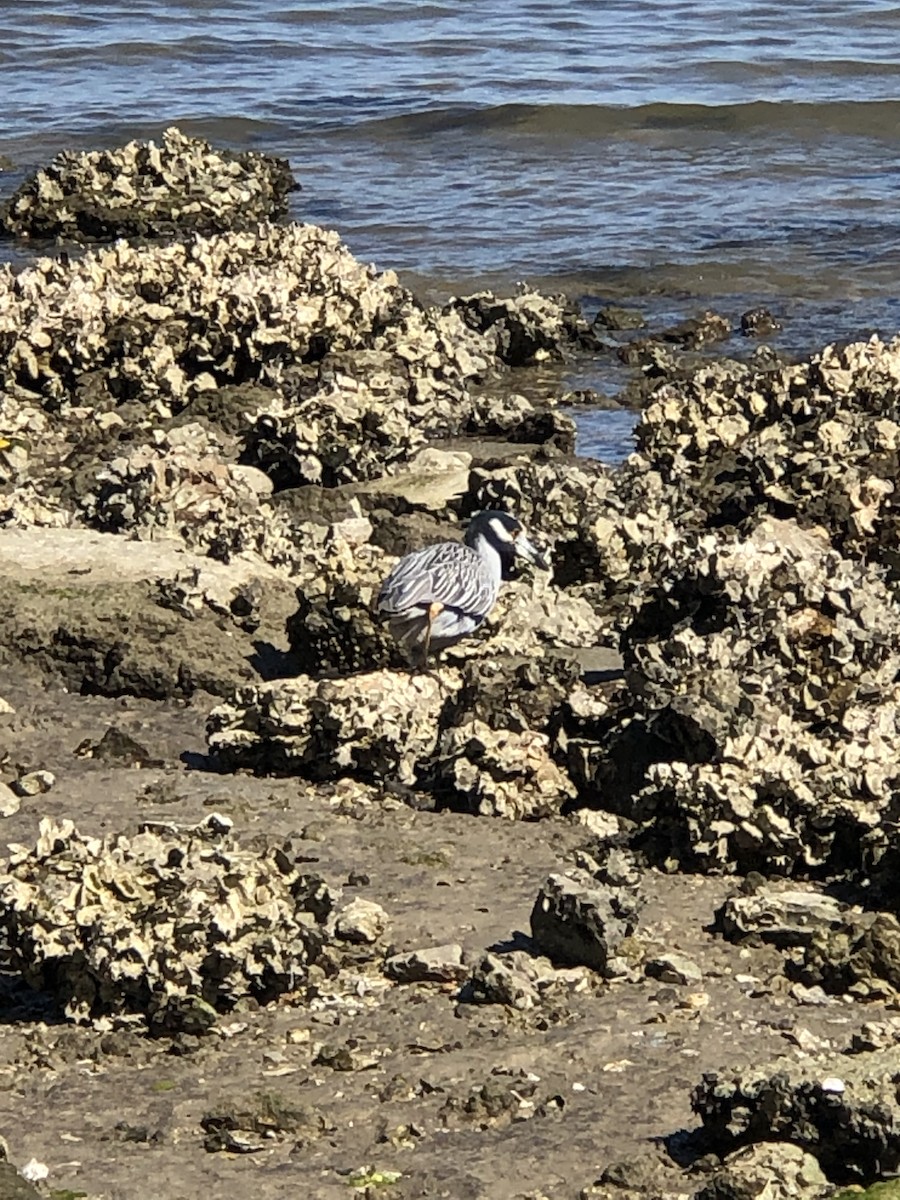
<box><xmin>377</xmin><ymin>542</ymin><xmax>495</xmax><ymax>619</ymax></box>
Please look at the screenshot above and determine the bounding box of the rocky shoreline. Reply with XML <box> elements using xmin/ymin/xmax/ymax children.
<box><xmin>0</xmin><ymin>130</ymin><xmax>898</xmax><ymax>1199</ymax></box>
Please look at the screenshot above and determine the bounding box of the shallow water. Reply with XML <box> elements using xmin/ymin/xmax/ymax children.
<box><xmin>4</xmin><ymin>2</ymin><xmax>900</xmax><ymax>459</ymax></box>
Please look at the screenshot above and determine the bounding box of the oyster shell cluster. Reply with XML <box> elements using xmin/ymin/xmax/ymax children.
<box><xmin>593</xmin><ymin>515</ymin><xmax>900</xmax><ymax>876</ymax></box>
<box><xmin>693</xmin><ymin>1047</ymin><xmax>900</xmax><ymax>1180</ymax></box>
<box><xmin>0</xmin><ymin>126</ymin><xmax>297</xmax><ymax>240</ymax></box>
<box><xmin>208</xmin><ymin>670</ymin><xmax>457</xmax><ymax>787</ymax></box>
<box><xmin>565</xmin><ymin>335</ymin><xmax>900</xmax><ymax>885</ymax></box>
<box><xmin>0</xmin><ymin>815</ymin><xmax>368</xmax><ymax>1031</ymax></box>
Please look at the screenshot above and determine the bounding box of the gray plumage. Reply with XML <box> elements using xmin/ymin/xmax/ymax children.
<box><xmin>376</xmin><ymin>510</ymin><xmax>548</xmax><ymax>665</ymax></box>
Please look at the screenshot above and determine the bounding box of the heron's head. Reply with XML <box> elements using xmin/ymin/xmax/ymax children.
<box><xmin>465</xmin><ymin>510</ymin><xmax>549</xmax><ymax>571</ymax></box>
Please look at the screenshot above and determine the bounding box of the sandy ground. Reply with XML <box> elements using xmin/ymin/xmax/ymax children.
<box><xmin>0</xmin><ymin>660</ymin><xmax>886</xmax><ymax>1200</ymax></box>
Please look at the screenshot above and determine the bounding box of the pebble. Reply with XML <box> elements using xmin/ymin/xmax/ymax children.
<box><xmin>645</xmin><ymin>953</ymin><xmax>703</xmax><ymax>986</ymax></box>
<box><xmin>385</xmin><ymin>944</ymin><xmax>466</xmax><ymax>984</ymax></box>
<box><xmin>0</xmin><ymin>785</ymin><xmax>21</xmax><ymax>818</ymax></box>
<box><xmin>820</xmin><ymin>1076</ymin><xmax>845</xmax><ymax>1094</ymax></box>
<box><xmin>11</xmin><ymin>770</ymin><xmax>55</xmax><ymax>797</ymax></box>
<box><xmin>334</xmin><ymin>898</ymin><xmax>390</xmax><ymax>945</ymax></box>
<box><xmin>20</xmin><ymin>1160</ymin><xmax>48</xmax><ymax>1183</ymax></box>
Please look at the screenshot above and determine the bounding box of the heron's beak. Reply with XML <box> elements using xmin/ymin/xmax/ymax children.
<box><xmin>514</xmin><ymin>533</ymin><xmax>549</xmax><ymax>571</ymax></box>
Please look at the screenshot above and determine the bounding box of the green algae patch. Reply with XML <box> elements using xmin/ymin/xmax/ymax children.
<box><xmin>834</xmin><ymin>1185</ymin><xmax>900</xmax><ymax>1200</ymax></box>
<box><xmin>347</xmin><ymin>1167</ymin><xmax>402</xmax><ymax>1190</ymax></box>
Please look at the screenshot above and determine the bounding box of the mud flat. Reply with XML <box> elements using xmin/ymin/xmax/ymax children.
<box><xmin>1</xmin><ymin>131</ymin><xmax>899</xmax><ymax>1200</ymax></box>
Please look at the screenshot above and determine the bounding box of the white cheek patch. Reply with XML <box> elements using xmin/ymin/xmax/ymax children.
<box><xmin>488</xmin><ymin>517</ymin><xmax>516</xmax><ymax>543</ymax></box>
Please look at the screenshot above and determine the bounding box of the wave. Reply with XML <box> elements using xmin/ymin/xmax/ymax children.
<box><xmin>351</xmin><ymin>99</ymin><xmax>900</xmax><ymax>141</ymax></box>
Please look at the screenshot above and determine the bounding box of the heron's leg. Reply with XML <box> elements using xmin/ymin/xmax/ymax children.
<box><xmin>418</xmin><ymin>601</ymin><xmax>444</xmax><ymax>674</ymax></box>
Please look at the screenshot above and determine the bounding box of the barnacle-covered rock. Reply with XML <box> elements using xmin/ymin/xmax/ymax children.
<box><xmin>248</xmin><ymin>326</ymin><xmax>565</xmax><ymax>462</ymax></box>
<box><xmin>448</xmin><ymin>288</ymin><xmax>586</xmax><ymax>366</ymax></box>
<box><xmin>474</xmin><ymin>394</ymin><xmax>576</xmax><ymax>451</ymax></box>
<box><xmin>660</xmin><ymin>308</ymin><xmax>732</xmax><ymax>348</ymax></box>
<box><xmin>207</xmin><ymin>665</ymin><xmax>579</xmax><ymax>818</ymax></box>
<box><xmin>0</xmin><ymin>437</ymin><xmax>31</xmax><ymax>493</ymax></box>
<box><xmin>556</xmin><ymin>683</ymin><xmax>616</xmax><ymax>797</ymax></box>
<box><xmin>624</xmin><ymin>517</ymin><xmax>900</xmax><ymax>731</ymax></box>
<box><xmin>0</xmin><ymin>215</ymin><xmax>578</xmax><ymax>548</ymax></box>
<box><xmin>0</xmin><ymin>392</ymin><xmax>47</xmax><ymax>469</ymax></box>
<box><xmin>795</xmin><ymin>912</ymin><xmax>900</xmax><ymax>999</ymax></box>
<box><xmin>467</xmin><ymin>458</ymin><xmax>615</xmax><ymax>557</ymax></box>
<box><xmin>445</xmin><ymin>655</ymin><xmax>583</xmax><ymax>734</ymax></box>
<box><xmin>696</xmin><ymin>1143</ymin><xmax>828</xmax><ymax>1200</ymax></box>
<box><xmin>718</xmin><ymin>887</ymin><xmax>848</xmax><ymax>948</ymax></box>
<box><xmin>0</xmin><ymin>815</ymin><xmax>340</xmax><ymax>1028</ymax></box>
<box><xmin>428</xmin><ymin>719</ymin><xmax>576</xmax><ymax>819</ymax></box>
<box><xmin>630</xmin><ymin>334</ymin><xmax>900</xmax><ymax>576</ymax></box>
<box><xmin>366</xmin><ymin>302</ymin><xmax>496</xmax><ymax>404</ymax></box>
<box><xmin>0</xmin><ymin>394</ymin><xmax>65</xmax><ymax>524</ymax></box>
<box><xmin>0</xmin><ymin>481</ymin><xmax>74</xmax><ymax>529</ymax></box>
<box><xmin>530</xmin><ymin>869</ymin><xmax>642</xmax><ymax>975</ymax></box>
<box><xmin>482</xmin><ymin>579</ymin><xmax>604</xmax><ymax>655</ymax></box>
<box><xmin>286</xmin><ymin>535</ymin><xmax>397</xmax><ymax>674</ymax></box>
<box><xmin>81</xmin><ymin>424</ymin><xmax>272</xmax><ymax>544</ymax></box>
<box><xmin>692</xmin><ymin>1048</ymin><xmax>900</xmax><ymax>1180</ymax></box>
<box><xmin>207</xmin><ymin>670</ymin><xmax>459</xmax><ymax>785</ymax></box>
<box><xmin>716</xmin><ymin>886</ymin><xmax>900</xmax><ymax>999</ymax></box>
<box><xmin>0</xmin><ymin>223</ymin><xmax>407</xmax><ymax>413</ymax></box>
<box><xmin>587</xmin><ymin>515</ymin><xmax>900</xmax><ymax>877</ymax></box>
<box><xmin>620</xmin><ymin>711</ymin><xmax>900</xmax><ymax>876</ymax></box>
<box><xmin>75</xmin><ymin>420</ymin><xmax>391</xmax><ymax>576</ymax></box>
<box><xmin>740</xmin><ymin>306</ymin><xmax>782</xmax><ymax>338</ymax></box>
<box><xmin>0</xmin><ymin>126</ymin><xmax>298</xmax><ymax>241</ymax></box>
<box><xmin>241</xmin><ymin>374</ymin><xmax>428</xmax><ymax>489</ymax></box>
<box><xmin>153</xmin><ymin>563</ymin><xmax>267</xmax><ymax>631</ymax></box>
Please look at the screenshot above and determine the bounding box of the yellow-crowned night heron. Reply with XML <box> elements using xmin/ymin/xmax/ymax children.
<box><xmin>376</xmin><ymin>510</ymin><xmax>548</xmax><ymax>666</ymax></box>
